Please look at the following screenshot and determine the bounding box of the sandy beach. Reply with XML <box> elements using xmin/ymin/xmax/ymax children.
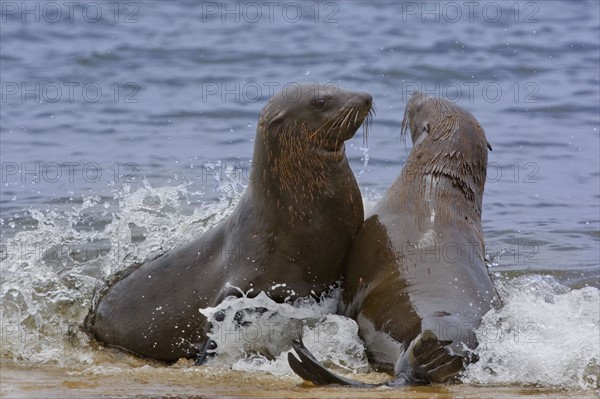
<box><xmin>2</xmin><ymin>360</ymin><xmax>597</xmax><ymax>399</ymax></box>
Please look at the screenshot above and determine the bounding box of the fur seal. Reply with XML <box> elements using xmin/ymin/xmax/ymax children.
<box><xmin>288</xmin><ymin>92</ymin><xmax>500</xmax><ymax>386</ymax></box>
<box><xmin>85</xmin><ymin>83</ymin><xmax>374</xmax><ymax>362</ymax></box>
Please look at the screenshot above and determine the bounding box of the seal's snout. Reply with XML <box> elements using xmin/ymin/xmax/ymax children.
<box><xmin>343</xmin><ymin>92</ymin><xmax>372</xmax><ymax>109</ymax></box>
<box><xmin>362</xmin><ymin>93</ymin><xmax>373</xmax><ymax>107</ymax></box>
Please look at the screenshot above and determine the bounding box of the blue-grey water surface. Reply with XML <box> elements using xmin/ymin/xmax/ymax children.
<box><xmin>2</xmin><ymin>0</ymin><xmax>598</xmax><ymax>279</ymax></box>
<box><xmin>0</xmin><ymin>1</ymin><xmax>599</xmax><ymax>390</ymax></box>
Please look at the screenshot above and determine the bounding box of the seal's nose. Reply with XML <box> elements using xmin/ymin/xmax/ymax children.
<box><xmin>362</xmin><ymin>93</ymin><xmax>373</xmax><ymax>107</ymax></box>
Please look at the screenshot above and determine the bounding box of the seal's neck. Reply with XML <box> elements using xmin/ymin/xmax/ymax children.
<box><xmin>248</xmin><ymin>124</ymin><xmax>348</xmax><ymax>213</ymax></box>
<box><xmin>381</xmin><ymin>142</ymin><xmax>487</xmax><ymax>223</ymax></box>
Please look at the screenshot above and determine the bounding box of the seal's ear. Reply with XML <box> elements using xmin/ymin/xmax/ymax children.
<box><xmin>422</xmin><ymin>122</ymin><xmax>430</xmax><ymax>134</ymax></box>
<box><xmin>268</xmin><ymin>111</ymin><xmax>287</xmax><ymax>128</ymax></box>
<box><xmin>415</xmin><ymin>131</ymin><xmax>428</xmax><ymax>146</ymax></box>
<box><xmin>486</xmin><ymin>141</ymin><xmax>493</xmax><ymax>151</ymax></box>
<box><xmin>416</xmin><ymin>122</ymin><xmax>430</xmax><ymax>144</ymax></box>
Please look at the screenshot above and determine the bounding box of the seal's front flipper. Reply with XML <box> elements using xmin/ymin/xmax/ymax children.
<box><xmin>288</xmin><ymin>339</ymin><xmax>374</xmax><ymax>387</ymax></box>
<box><xmin>394</xmin><ymin>330</ymin><xmax>465</xmax><ymax>384</ymax></box>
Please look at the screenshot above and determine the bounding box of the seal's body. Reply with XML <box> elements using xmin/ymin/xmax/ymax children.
<box><xmin>289</xmin><ymin>92</ymin><xmax>500</xmax><ymax>386</ymax></box>
<box><xmin>86</xmin><ymin>84</ymin><xmax>373</xmax><ymax>362</ymax></box>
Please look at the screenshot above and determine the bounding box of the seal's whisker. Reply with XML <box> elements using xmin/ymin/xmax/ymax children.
<box><xmin>353</xmin><ymin>110</ymin><xmax>361</xmax><ymax>139</ymax></box>
<box><xmin>332</xmin><ymin>108</ymin><xmax>347</xmax><ymax>126</ymax></box>
<box><xmin>311</xmin><ymin>103</ymin><xmax>373</xmax><ymax>150</ymax></box>
<box><xmin>328</xmin><ymin>109</ymin><xmax>348</xmax><ymax>134</ymax></box>
<box><xmin>363</xmin><ymin>109</ymin><xmax>373</xmax><ymax>147</ymax></box>
<box><xmin>339</xmin><ymin>109</ymin><xmax>353</xmax><ymax>132</ymax></box>
<box><xmin>310</xmin><ymin>107</ymin><xmax>345</xmax><ymax>140</ymax></box>
<box><xmin>334</xmin><ymin>110</ymin><xmax>353</xmax><ymax>149</ymax></box>
<box><xmin>325</xmin><ymin>113</ymin><xmax>345</xmax><ymax>147</ymax></box>
<box><xmin>311</xmin><ymin>115</ymin><xmax>336</xmax><ymax>139</ymax></box>
<box><xmin>345</xmin><ymin>108</ymin><xmax>355</xmax><ymax>129</ymax></box>
<box><xmin>314</xmin><ymin>107</ymin><xmax>346</xmax><ymax>142</ymax></box>
<box><xmin>308</xmin><ymin>129</ymin><xmax>321</xmax><ymax>141</ymax></box>
<box><xmin>315</xmin><ymin>111</ymin><xmax>344</xmax><ymax>148</ymax></box>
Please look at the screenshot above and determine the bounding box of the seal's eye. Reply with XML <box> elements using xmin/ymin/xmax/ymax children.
<box><xmin>312</xmin><ymin>97</ymin><xmax>328</xmax><ymax>110</ymax></box>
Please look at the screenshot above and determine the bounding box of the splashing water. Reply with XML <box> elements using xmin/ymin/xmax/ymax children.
<box><xmin>349</xmin><ymin>142</ymin><xmax>371</xmax><ymax>179</ymax></box>
<box><xmin>0</xmin><ymin>180</ymin><xmax>243</xmax><ymax>366</ymax></box>
<box><xmin>0</xmin><ymin>181</ymin><xmax>598</xmax><ymax>392</ymax></box>
<box><xmin>200</xmin><ymin>288</ymin><xmax>370</xmax><ymax>376</ymax></box>
<box><xmin>463</xmin><ymin>274</ymin><xmax>600</xmax><ymax>390</ymax></box>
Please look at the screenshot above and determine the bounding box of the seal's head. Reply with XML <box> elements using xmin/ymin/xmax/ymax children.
<box><xmin>399</xmin><ymin>91</ymin><xmax>492</xmax><ymax>207</ymax></box>
<box><xmin>258</xmin><ymin>83</ymin><xmax>373</xmax><ymax>161</ymax></box>
<box><xmin>401</xmin><ymin>91</ymin><xmax>492</xmax><ymax>151</ymax></box>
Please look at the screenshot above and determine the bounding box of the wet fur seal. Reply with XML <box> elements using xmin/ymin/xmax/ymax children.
<box><xmin>85</xmin><ymin>83</ymin><xmax>374</xmax><ymax>362</ymax></box>
<box><xmin>288</xmin><ymin>92</ymin><xmax>500</xmax><ymax>386</ymax></box>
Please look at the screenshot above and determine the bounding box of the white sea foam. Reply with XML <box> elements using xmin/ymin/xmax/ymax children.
<box><xmin>463</xmin><ymin>274</ymin><xmax>600</xmax><ymax>390</ymax></box>
<box><xmin>200</xmin><ymin>290</ymin><xmax>370</xmax><ymax>375</ymax></box>
<box><xmin>0</xmin><ymin>182</ymin><xmax>598</xmax><ymax>391</ymax></box>
<box><xmin>0</xmin><ymin>181</ymin><xmax>241</xmax><ymax>366</ymax></box>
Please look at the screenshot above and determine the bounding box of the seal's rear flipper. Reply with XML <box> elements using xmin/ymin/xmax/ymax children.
<box><xmin>288</xmin><ymin>339</ymin><xmax>374</xmax><ymax>387</ymax></box>
<box><xmin>394</xmin><ymin>330</ymin><xmax>465</xmax><ymax>384</ymax></box>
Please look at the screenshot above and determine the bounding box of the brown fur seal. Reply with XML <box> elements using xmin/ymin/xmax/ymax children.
<box><xmin>288</xmin><ymin>92</ymin><xmax>500</xmax><ymax>386</ymax></box>
<box><xmin>85</xmin><ymin>83</ymin><xmax>373</xmax><ymax>362</ymax></box>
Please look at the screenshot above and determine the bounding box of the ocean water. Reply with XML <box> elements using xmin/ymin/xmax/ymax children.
<box><xmin>1</xmin><ymin>0</ymin><xmax>599</xmax><ymax>395</ymax></box>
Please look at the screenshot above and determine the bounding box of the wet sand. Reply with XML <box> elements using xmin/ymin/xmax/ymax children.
<box><xmin>1</xmin><ymin>360</ymin><xmax>595</xmax><ymax>399</ymax></box>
